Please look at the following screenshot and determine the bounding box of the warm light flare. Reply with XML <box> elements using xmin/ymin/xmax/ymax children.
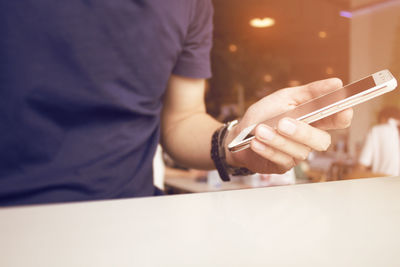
<box><xmin>325</xmin><ymin>67</ymin><xmax>334</xmax><ymax>75</ymax></box>
<box><xmin>318</xmin><ymin>31</ymin><xmax>328</xmax><ymax>39</ymax></box>
<box><xmin>263</xmin><ymin>74</ymin><xmax>273</xmax><ymax>82</ymax></box>
<box><xmin>250</xmin><ymin>17</ymin><xmax>275</xmax><ymax>28</ymax></box>
<box><xmin>228</xmin><ymin>44</ymin><xmax>238</xmax><ymax>53</ymax></box>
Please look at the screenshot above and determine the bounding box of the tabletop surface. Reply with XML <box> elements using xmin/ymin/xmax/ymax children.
<box><xmin>1</xmin><ymin>177</ymin><xmax>400</xmax><ymax>267</ymax></box>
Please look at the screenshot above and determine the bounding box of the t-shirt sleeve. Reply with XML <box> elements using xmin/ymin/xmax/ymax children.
<box><xmin>359</xmin><ymin>129</ymin><xmax>373</xmax><ymax>167</ymax></box>
<box><xmin>172</xmin><ymin>0</ymin><xmax>213</xmax><ymax>79</ymax></box>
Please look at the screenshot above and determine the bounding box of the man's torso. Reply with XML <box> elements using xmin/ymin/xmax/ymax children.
<box><xmin>0</xmin><ymin>0</ymin><xmax>212</xmax><ymax>205</ymax></box>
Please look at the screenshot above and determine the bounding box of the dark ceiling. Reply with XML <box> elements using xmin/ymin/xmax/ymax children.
<box><xmin>208</xmin><ymin>0</ymin><xmax>351</xmax><ymax>113</ymax></box>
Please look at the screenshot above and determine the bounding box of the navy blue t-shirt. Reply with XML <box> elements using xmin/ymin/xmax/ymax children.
<box><xmin>0</xmin><ymin>0</ymin><xmax>213</xmax><ymax>206</ymax></box>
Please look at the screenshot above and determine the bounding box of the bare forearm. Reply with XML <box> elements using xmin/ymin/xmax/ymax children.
<box><xmin>161</xmin><ymin>111</ymin><xmax>222</xmax><ymax>170</ymax></box>
<box><xmin>160</xmin><ymin>75</ymin><xmax>224</xmax><ymax>170</ymax></box>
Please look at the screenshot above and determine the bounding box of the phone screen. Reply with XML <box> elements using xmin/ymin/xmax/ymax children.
<box><xmin>297</xmin><ymin>76</ymin><xmax>376</xmax><ymax>116</ymax></box>
<box><xmin>259</xmin><ymin>76</ymin><xmax>377</xmax><ymax>129</ymax></box>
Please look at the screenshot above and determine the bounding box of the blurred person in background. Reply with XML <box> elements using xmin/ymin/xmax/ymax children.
<box><xmin>0</xmin><ymin>0</ymin><xmax>352</xmax><ymax>206</ymax></box>
<box><xmin>357</xmin><ymin>107</ymin><xmax>400</xmax><ymax>177</ymax></box>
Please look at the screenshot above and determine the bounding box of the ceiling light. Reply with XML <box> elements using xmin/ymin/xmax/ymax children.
<box><xmin>250</xmin><ymin>17</ymin><xmax>275</xmax><ymax>28</ymax></box>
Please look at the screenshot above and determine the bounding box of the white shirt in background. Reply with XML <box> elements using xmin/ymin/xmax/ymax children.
<box><xmin>359</xmin><ymin>118</ymin><xmax>400</xmax><ymax>176</ymax></box>
<box><xmin>153</xmin><ymin>145</ymin><xmax>165</xmax><ymax>190</ymax></box>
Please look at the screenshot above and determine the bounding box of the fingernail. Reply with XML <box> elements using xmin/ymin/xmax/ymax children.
<box><xmin>252</xmin><ymin>140</ymin><xmax>267</xmax><ymax>151</ymax></box>
<box><xmin>279</xmin><ymin>119</ymin><xmax>297</xmax><ymax>136</ymax></box>
<box><xmin>257</xmin><ymin>125</ymin><xmax>275</xmax><ymax>141</ymax></box>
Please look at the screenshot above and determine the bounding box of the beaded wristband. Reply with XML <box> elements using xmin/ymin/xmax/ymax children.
<box><xmin>211</xmin><ymin>120</ymin><xmax>254</xmax><ymax>182</ymax></box>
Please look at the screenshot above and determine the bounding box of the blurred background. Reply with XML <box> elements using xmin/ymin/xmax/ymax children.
<box><xmin>161</xmin><ymin>0</ymin><xmax>400</xmax><ymax>194</ymax></box>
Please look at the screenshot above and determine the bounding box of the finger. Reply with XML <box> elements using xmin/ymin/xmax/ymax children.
<box><xmin>290</xmin><ymin>78</ymin><xmax>343</xmax><ymax>105</ymax></box>
<box><xmin>254</xmin><ymin>124</ymin><xmax>311</xmax><ymax>161</ymax></box>
<box><xmin>240</xmin><ymin>78</ymin><xmax>344</xmax><ymax>127</ymax></box>
<box><xmin>311</xmin><ymin>108</ymin><xmax>354</xmax><ymax>130</ymax></box>
<box><xmin>277</xmin><ymin>118</ymin><xmax>331</xmax><ymax>151</ymax></box>
<box><xmin>250</xmin><ymin>139</ymin><xmax>296</xmax><ymax>172</ymax></box>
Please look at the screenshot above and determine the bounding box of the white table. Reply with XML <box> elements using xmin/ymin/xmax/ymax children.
<box><xmin>1</xmin><ymin>177</ymin><xmax>400</xmax><ymax>267</ymax></box>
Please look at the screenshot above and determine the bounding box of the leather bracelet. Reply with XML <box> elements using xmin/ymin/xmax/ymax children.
<box><xmin>211</xmin><ymin>125</ymin><xmax>230</xmax><ymax>181</ymax></box>
<box><xmin>211</xmin><ymin>120</ymin><xmax>254</xmax><ymax>182</ymax></box>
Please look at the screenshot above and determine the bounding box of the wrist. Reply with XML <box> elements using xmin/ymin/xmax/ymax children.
<box><xmin>210</xmin><ymin>120</ymin><xmax>254</xmax><ymax>182</ymax></box>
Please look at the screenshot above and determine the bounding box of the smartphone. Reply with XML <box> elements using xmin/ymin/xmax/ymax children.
<box><xmin>228</xmin><ymin>69</ymin><xmax>398</xmax><ymax>153</ymax></box>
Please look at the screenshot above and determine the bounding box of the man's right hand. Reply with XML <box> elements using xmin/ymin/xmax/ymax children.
<box><xmin>225</xmin><ymin>78</ymin><xmax>354</xmax><ymax>174</ymax></box>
